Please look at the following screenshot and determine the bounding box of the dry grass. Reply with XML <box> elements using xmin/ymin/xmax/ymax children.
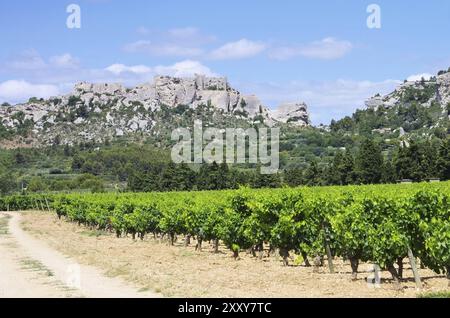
<box><xmin>21</xmin><ymin>211</ymin><xmax>450</xmax><ymax>298</ymax></box>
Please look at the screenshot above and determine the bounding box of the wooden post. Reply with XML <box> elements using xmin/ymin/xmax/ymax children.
<box><xmin>323</xmin><ymin>223</ymin><xmax>335</xmax><ymax>274</ymax></box>
<box><xmin>407</xmin><ymin>248</ymin><xmax>422</xmax><ymax>290</ymax></box>
<box><xmin>325</xmin><ymin>242</ymin><xmax>335</xmax><ymax>273</ymax></box>
<box><xmin>44</xmin><ymin>197</ymin><xmax>51</xmax><ymax>212</ymax></box>
<box><xmin>446</xmin><ymin>267</ymin><xmax>450</xmax><ymax>287</ymax></box>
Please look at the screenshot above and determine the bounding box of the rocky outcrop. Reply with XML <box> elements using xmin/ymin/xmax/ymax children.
<box><xmin>437</xmin><ymin>72</ymin><xmax>450</xmax><ymax>107</ymax></box>
<box><xmin>271</xmin><ymin>102</ymin><xmax>310</xmax><ymax>126</ymax></box>
<box><xmin>365</xmin><ymin>72</ymin><xmax>450</xmax><ymax>114</ymax></box>
<box><xmin>0</xmin><ymin>75</ymin><xmax>311</xmax><ymax>146</ymax></box>
<box><xmin>361</xmin><ymin>70</ymin><xmax>449</xmax><ymax>143</ymax></box>
<box><xmin>365</xmin><ymin>95</ymin><xmax>384</xmax><ymax>109</ymax></box>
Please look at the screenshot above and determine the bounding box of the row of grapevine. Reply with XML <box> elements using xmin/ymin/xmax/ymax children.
<box><xmin>0</xmin><ymin>194</ymin><xmax>53</xmax><ymax>212</ymax></box>
<box><xmin>1</xmin><ymin>182</ymin><xmax>449</xmax><ymax>286</ymax></box>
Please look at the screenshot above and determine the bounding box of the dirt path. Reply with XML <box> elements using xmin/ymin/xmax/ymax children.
<box><xmin>0</xmin><ymin>214</ymin><xmax>79</xmax><ymax>298</ymax></box>
<box><xmin>0</xmin><ymin>212</ymin><xmax>160</xmax><ymax>298</ymax></box>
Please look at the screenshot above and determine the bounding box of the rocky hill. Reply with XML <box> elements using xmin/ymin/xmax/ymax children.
<box><xmin>365</xmin><ymin>71</ymin><xmax>450</xmax><ymax>111</ymax></box>
<box><xmin>0</xmin><ymin>75</ymin><xmax>310</xmax><ymax>147</ymax></box>
<box><xmin>331</xmin><ymin>70</ymin><xmax>450</xmax><ymax>139</ymax></box>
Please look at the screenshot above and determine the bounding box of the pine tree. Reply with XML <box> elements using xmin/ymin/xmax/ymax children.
<box><xmin>284</xmin><ymin>167</ymin><xmax>304</xmax><ymax>187</ymax></box>
<box><xmin>329</xmin><ymin>151</ymin><xmax>344</xmax><ymax>185</ymax></box>
<box><xmin>177</xmin><ymin>163</ymin><xmax>196</xmax><ymax>190</ymax></box>
<box><xmin>393</xmin><ymin>141</ymin><xmax>440</xmax><ymax>182</ymax></box>
<box><xmin>356</xmin><ymin>139</ymin><xmax>383</xmax><ymax>184</ymax></box>
<box><xmin>342</xmin><ymin>149</ymin><xmax>356</xmax><ymax>185</ymax></box>
<box><xmin>253</xmin><ymin>164</ymin><xmax>282</xmax><ymax>188</ymax></box>
<box><xmin>437</xmin><ymin>137</ymin><xmax>450</xmax><ymax>180</ymax></box>
<box><xmin>381</xmin><ymin>159</ymin><xmax>397</xmax><ymax>184</ymax></box>
<box><xmin>394</xmin><ymin>145</ymin><xmax>413</xmax><ymax>180</ymax></box>
<box><xmin>218</xmin><ymin>162</ymin><xmax>231</xmax><ymax>189</ymax></box>
<box><xmin>303</xmin><ymin>161</ymin><xmax>322</xmax><ymax>186</ymax></box>
<box><xmin>161</xmin><ymin>162</ymin><xmax>178</xmax><ymax>191</ymax></box>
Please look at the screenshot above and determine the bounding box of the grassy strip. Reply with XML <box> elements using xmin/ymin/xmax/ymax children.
<box><xmin>418</xmin><ymin>291</ymin><xmax>450</xmax><ymax>298</ymax></box>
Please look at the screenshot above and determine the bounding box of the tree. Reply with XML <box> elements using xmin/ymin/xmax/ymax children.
<box><xmin>160</xmin><ymin>162</ymin><xmax>179</xmax><ymax>191</ymax></box>
<box><xmin>394</xmin><ymin>141</ymin><xmax>440</xmax><ymax>182</ymax></box>
<box><xmin>14</xmin><ymin>151</ymin><xmax>27</xmax><ymax>165</ymax></box>
<box><xmin>420</xmin><ymin>141</ymin><xmax>439</xmax><ymax>179</ymax></box>
<box><xmin>284</xmin><ymin>167</ymin><xmax>304</xmax><ymax>187</ymax></box>
<box><xmin>355</xmin><ymin>139</ymin><xmax>383</xmax><ymax>184</ymax></box>
<box><xmin>76</xmin><ymin>104</ymin><xmax>89</xmax><ymax>119</ymax></box>
<box><xmin>231</xmin><ymin>170</ymin><xmax>255</xmax><ymax>188</ymax></box>
<box><xmin>328</xmin><ymin>151</ymin><xmax>345</xmax><ymax>185</ymax></box>
<box><xmin>176</xmin><ymin>163</ymin><xmax>196</xmax><ymax>190</ymax></box>
<box><xmin>303</xmin><ymin>161</ymin><xmax>322</xmax><ymax>186</ymax></box>
<box><xmin>437</xmin><ymin>137</ymin><xmax>450</xmax><ymax>180</ymax></box>
<box><xmin>0</xmin><ymin>173</ymin><xmax>17</xmax><ymax>194</ymax></box>
<box><xmin>197</xmin><ymin>162</ymin><xmax>221</xmax><ymax>190</ymax></box>
<box><xmin>252</xmin><ymin>164</ymin><xmax>282</xmax><ymax>189</ymax></box>
<box><xmin>382</xmin><ymin>159</ymin><xmax>397</xmax><ymax>184</ymax></box>
<box><xmin>218</xmin><ymin>162</ymin><xmax>232</xmax><ymax>189</ymax></box>
<box><xmin>27</xmin><ymin>176</ymin><xmax>48</xmax><ymax>192</ymax></box>
<box><xmin>341</xmin><ymin>150</ymin><xmax>356</xmax><ymax>185</ymax></box>
<box><xmin>127</xmin><ymin>161</ymin><xmax>164</xmax><ymax>192</ymax></box>
<box><xmin>327</xmin><ymin>150</ymin><xmax>355</xmax><ymax>186</ymax></box>
<box><xmin>394</xmin><ymin>145</ymin><xmax>414</xmax><ymax>181</ymax></box>
<box><xmin>324</xmin><ymin>150</ymin><xmax>356</xmax><ymax>186</ymax></box>
<box><xmin>161</xmin><ymin>162</ymin><xmax>196</xmax><ymax>191</ymax></box>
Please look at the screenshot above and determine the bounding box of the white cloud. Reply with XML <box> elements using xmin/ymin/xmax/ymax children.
<box><xmin>209</xmin><ymin>39</ymin><xmax>267</xmax><ymax>60</ymax></box>
<box><xmin>1</xmin><ymin>58</ymin><xmax>218</xmax><ymax>105</ymax></box>
<box><xmin>167</xmin><ymin>27</ymin><xmax>216</xmax><ymax>44</ymax></box>
<box><xmin>269</xmin><ymin>38</ymin><xmax>353</xmax><ymax>60</ymax></box>
<box><xmin>0</xmin><ymin>80</ymin><xmax>60</xmax><ymax>104</ymax></box>
<box><xmin>104</xmin><ymin>60</ymin><xmax>216</xmax><ymax>78</ymax></box>
<box><xmin>124</xmin><ymin>40</ymin><xmax>204</xmax><ymax>57</ymax></box>
<box><xmin>126</xmin><ymin>27</ymin><xmax>215</xmax><ymax>57</ymax></box>
<box><xmin>168</xmin><ymin>27</ymin><xmax>199</xmax><ymax>38</ymax></box>
<box><xmin>105</xmin><ymin>64</ymin><xmax>152</xmax><ymax>75</ymax></box>
<box><xmin>49</xmin><ymin>54</ymin><xmax>80</xmax><ymax>69</ymax></box>
<box><xmin>406</xmin><ymin>73</ymin><xmax>433</xmax><ymax>82</ymax></box>
<box><xmin>239</xmin><ymin>78</ymin><xmax>400</xmax><ymax>124</ymax></box>
<box><xmin>136</xmin><ymin>26</ymin><xmax>152</xmax><ymax>35</ymax></box>
<box><xmin>7</xmin><ymin>51</ymin><xmax>80</xmax><ymax>71</ymax></box>
<box><xmin>154</xmin><ymin>60</ymin><xmax>217</xmax><ymax>77</ymax></box>
<box><xmin>8</xmin><ymin>49</ymin><xmax>47</xmax><ymax>70</ymax></box>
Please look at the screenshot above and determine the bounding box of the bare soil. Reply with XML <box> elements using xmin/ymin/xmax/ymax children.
<box><xmin>15</xmin><ymin>211</ymin><xmax>450</xmax><ymax>298</ymax></box>
<box><xmin>0</xmin><ymin>212</ymin><xmax>159</xmax><ymax>298</ymax></box>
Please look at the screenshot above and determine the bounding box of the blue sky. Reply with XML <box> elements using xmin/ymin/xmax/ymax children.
<box><xmin>1</xmin><ymin>0</ymin><xmax>450</xmax><ymax>124</ymax></box>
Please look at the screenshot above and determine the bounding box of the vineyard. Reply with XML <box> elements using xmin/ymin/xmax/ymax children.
<box><xmin>1</xmin><ymin>182</ymin><xmax>449</xmax><ymax>288</ymax></box>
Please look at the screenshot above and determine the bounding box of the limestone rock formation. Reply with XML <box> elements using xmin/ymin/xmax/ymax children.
<box><xmin>271</xmin><ymin>102</ymin><xmax>310</xmax><ymax>126</ymax></box>
<box><xmin>365</xmin><ymin>72</ymin><xmax>450</xmax><ymax>115</ymax></box>
<box><xmin>0</xmin><ymin>75</ymin><xmax>311</xmax><ymax>147</ymax></box>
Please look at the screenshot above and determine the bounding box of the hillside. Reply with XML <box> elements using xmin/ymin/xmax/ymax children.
<box><xmin>330</xmin><ymin>70</ymin><xmax>450</xmax><ymax>141</ymax></box>
<box><xmin>0</xmin><ymin>75</ymin><xmax>310</xmax><ymax>148</ymax></box>
<box><xmin>0</xmin><ymin>69</ymin><xmax>449</xmax><ymax>194</ymax></box>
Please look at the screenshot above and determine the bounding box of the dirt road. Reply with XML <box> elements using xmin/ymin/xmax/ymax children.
<box><xmin>0</xmin><ymin>212</ymin><xmax>160</xmax><ymax>298</ymax></box>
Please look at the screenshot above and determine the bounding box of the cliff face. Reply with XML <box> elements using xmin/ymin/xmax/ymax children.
<box><xmin>0</xmin><ymin>75</ymin><xmax>311</xmax><ymax>147</ymax></box>
<box><xmin>365</xmin><ymin>72</ymin><xmax>450</xmax><ymax>114</ymax></box>
<box><xmin>272</xmin><ymin>102</ymin><xmax>310</xmax><ymax>127</ymax></box>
